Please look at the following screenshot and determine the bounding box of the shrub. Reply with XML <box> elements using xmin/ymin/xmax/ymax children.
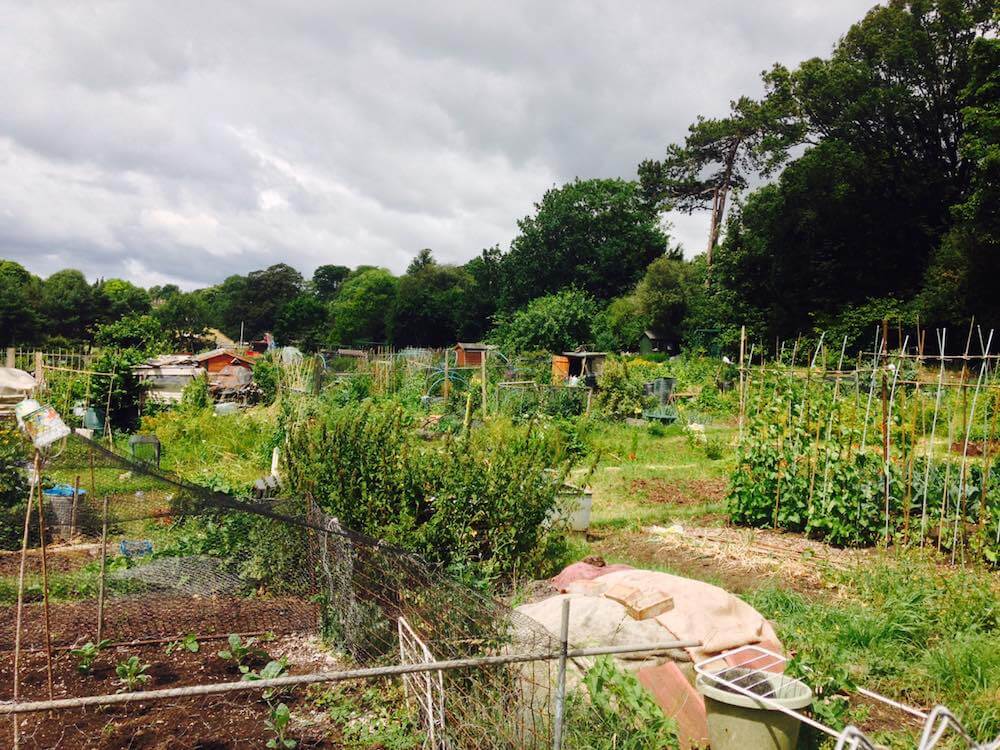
<box><xmin>594</xmin><ymin>357</ymin><xmax>651</xmax><ymax>419</ymax></box>
<box><xmin>0</xmin><ymin>424</ymin><xmax>29</xmax><ymax>550</ymax></box>
<box><xmin>180</xmin><ymin>373</ymin><xmax>210</xmax><ymax>409</ymax></box>
<box><xmin>490</xmin><ymin>288</ymin><xmax>598</xmax><ymax>354</ymax></box>
<box><xmin>253</xmin><ymin>357</ymin><xmax>280</xmax><ymax>405</ymax></box>
<box><xmin>282</xmin><ymin>399</ymin><xmax>565</xmax><ymax>583</ymax></box>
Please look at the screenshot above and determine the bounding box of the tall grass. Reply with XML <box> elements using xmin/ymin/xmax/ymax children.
<box><xmin>745</xmin><ymin>553</ymin><xmax>1000</xmax><ymax>741</ymax></box>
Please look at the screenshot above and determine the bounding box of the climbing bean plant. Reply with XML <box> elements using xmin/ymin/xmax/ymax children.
<box><xmin>728</xmin><ymin>363</ymin><xmax>1000</xmax><ymax>562</ymax></box>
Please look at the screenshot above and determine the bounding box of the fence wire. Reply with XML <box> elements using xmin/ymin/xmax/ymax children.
<box><xmin>1</xmin><ymin>433</ymin><xmax>574</xmax><ymax>749</ymax></box>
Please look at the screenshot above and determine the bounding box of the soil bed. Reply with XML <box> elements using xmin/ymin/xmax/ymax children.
<box><xmin>0</xmin><ymin>545</ymin><xmax>102</xmax><ymax>578</ymax></box>
<box><xmin>0</xmin><ymin>597</ymin><xmax>338</xmax><ymax>748</ymax></box>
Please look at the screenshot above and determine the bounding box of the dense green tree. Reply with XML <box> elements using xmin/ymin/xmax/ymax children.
<box><xmin>312</xmin><ymin>264</ymin><xmax>351</xmax><ymax>301</ymax></box>
<box><xmin>636</xmin><ymin>256</ymin><xmax>693</xmax><ymax>343</ymax></box>
<box><xmin>94</xmin><ymin>278</ymin><xmax>151</xmax><ymax>324</ymax></box>
<box><xmin>695</xmin><ymin>0</ymin><xmax>998</xmax><ymax>341</ymax></box>
<box><xmin>592</xmin><ymin>295</ymin><xmax>648</xmax><ymax>353</ymax></box>
<box><xmin>93</xmin><ymin>313</ymin><xmax>168</xmax><ymax>353</ymax></box>
<box><xmin>328</xmin><ymin>268</ymin><xmax>398</xmax><ymax>346</ymax></box>
<box><xmin>213</xmin><ymin>274</ymin><xmax>249</xmax><ymax>339</ymax></box>
<box><xmin>491</xmin><ymin>288</ymin><xmax>597</xmax><ymax>354</ymax></box>
<box><xmin>274</xmin><ymin>293</ymin><xmax>328</xmax><ymax>350</ymax></box>
<box><xmin>91</xmin><ymin>315</ymin><xmax>170</xmax><ymax>429</ymax></box>
<box><xmin>406</xmin><ymin>248</ymin><xmax>435</xmax><ymax>274</ymax></box>
<box><xmin>459</xmin><ymin>247</ymin><xmax>503</xmax><ymax>341</ymax></box>
<box><xmin>245</xmin><ymin>263</ymin><xmax>304</xmax><ymax>339</ymax></box>
<box><xmin>499</xmin><ymin>179</ymin><xmax>668</xmax><ymax>309</ymax></box>
<box><xmin>149</xmin><ymin>284</ymin><xmax>181</xmax><ymax>302</ymax></box>
<box><xmin>214</xmin><ymin>263</ymin><xmax>303</xmax><ymax>341</ymax></box>
<box><xmin>388</xmin><ymin>252</ymin><xmax>475</xmax><ymax>347</ymax></box>
<box><xmin>41</xmin><ymin>269</ymin><xmax>96</xmax><ymax>341</ymax></box>
<box><xmin>0</xmin><ymin>260</ymin><xmax>42</xmax><ymax>346</ymax></box>
<box><xmin>919</xmin><ymin>33</ymin><xmax>1000</xmax><ymax>326</ymax></box>
<box><xmin>153</xmin><ymin>291</ymin><xmax>212</xmax><ymax>349</ymax></box>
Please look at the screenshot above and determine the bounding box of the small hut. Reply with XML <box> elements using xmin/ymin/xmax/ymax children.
<box><xmin>132</xmin><ymin>355</ymin><xmax>203</xmax><ymax>404</ymax></box>
<box><xmin>454</xmin><ymin>342</ymin><xmax>496</xmax><ymax>368</ymax></box>
<box><xmin>639</xmin><ymin>330</ymin><xmax>678</xmax><ymax>356</ymax></box>
<box><xmin>552</xmin><ymin>352</ymin><xmax>606</xmax><ymax>385</ymax></box>
<box><xmin>195</xmin><ymin>349</ymin><xmax>255</xmax><ymax>375</ymax></box>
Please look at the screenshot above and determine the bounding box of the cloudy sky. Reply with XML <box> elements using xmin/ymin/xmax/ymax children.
<box><xmin>1</xmin><ymin>1</ymin><xmax>877</xmax><ymax>289</ymax></box>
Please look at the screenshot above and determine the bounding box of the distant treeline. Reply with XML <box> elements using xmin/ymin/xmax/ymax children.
<box><xmin>2</xmin><ymin>1</ymin><xmax>997</xmax><ymax>355</ymax></box>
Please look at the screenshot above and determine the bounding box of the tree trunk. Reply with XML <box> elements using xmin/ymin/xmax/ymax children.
<box><xmin>704</xmin><ymin>138</ymin><xmax>742</xmax><ymax>286</ymax></box>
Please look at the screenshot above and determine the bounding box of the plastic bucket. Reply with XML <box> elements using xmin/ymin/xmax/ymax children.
<box><xmin>554</xmin><ymin>486</ymin><xmax>593</xmax><ymax>532</ymax></box>
<box><xmin>43</xmin><ymin>484</ymin><xmax>85</xmax><ymax>541</ymax></box>
<box><xmin>696</xmin><ymin>670</ymin><xmax>812</xmax><ymax>750</ymax></box>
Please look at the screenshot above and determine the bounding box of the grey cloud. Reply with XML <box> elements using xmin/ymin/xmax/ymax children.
<box><xmin>1</xmin><ymin>0</ymin><xmax>877</xmax><ymax>288</ymax></box>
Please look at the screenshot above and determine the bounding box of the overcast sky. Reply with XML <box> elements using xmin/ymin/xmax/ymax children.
<box><xmin>1</xmin><ymin>1</ymin><xmax>878</xmax><ymax>289</ymax></box>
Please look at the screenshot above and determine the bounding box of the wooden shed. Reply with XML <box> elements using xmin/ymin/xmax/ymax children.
<box><xmin>454</xmin><ymin>342</ymin><xmax>496</xmax><ymax>368</ymax></box>
<box><xmin>195</xmin><ymin>349</ymin><xmax>256</xmax><ymax>375</ymax></box>
<box><xmin>552</xmin><ymin>352</ymin><xmax>607</xmax><ymax>384</ymax></box>
<box><xmin>132</xmin><ymin>355</ymin><xmax>203</xmax><ymax>404</ymax></box>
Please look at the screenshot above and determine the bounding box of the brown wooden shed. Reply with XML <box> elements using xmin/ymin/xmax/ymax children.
<box><xmin>454</xmin><ymin>342</ymin><xmax>495</xmax><ymax>368</ymax></box>
<box><xmin>552</xmin><ymin>352</ymin><xmax>607</xmax><ymax>383</ymax></box>
<box><xmin>195</xmin><ymin>349</ymin><xmax>256</xmax><ymax>375</ymax></box>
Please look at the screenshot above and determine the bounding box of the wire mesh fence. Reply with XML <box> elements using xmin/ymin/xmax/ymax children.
<box><xmin>1</xmin><ymin>432</ymin><xmax>644</xmax><ymax>748</ymax></box>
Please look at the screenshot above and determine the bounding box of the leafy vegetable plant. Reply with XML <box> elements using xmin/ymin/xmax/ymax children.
<box><xmin>114</xmin><ymin>656</ymin><xmax>151</xmax><ymax>692</ymax></box>
<box><xmin>242</xmin><ymin>657</ymin><xmax>290</xmax><ymax>701</ymax></box>
<box><xmin>265</xmin><ymin>702</ymin><xmax>297</xmax><ymax>749</ymax></box>
<box><xmin>165</xmin><ymin>633</ymin><xmax>200</xmax><ymax>655</ymax></box>
<box><xmin>217</xmin><ymin>633</ymin><xmax>267</xmax><ymax>669</ymax></box>
<box><xmin>70</xmin><ymin>639</ymin><xmax>112</xmax><ymax>675</ymax></box>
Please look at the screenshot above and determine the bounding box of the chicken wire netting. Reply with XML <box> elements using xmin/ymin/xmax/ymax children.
<box><xmin>1</xmin><ymin>433</ymin><xmax>568</xmax><ymax>749</ymax></box>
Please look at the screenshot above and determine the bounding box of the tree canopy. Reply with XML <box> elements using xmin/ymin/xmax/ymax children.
<box><xmin>498</xmin><ymin>178</ymin><xmax>669</xmax><ymax>310</ymax></box>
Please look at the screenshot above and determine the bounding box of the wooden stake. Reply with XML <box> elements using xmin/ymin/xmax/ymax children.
<box><xmin>442</xmin><ymin>350</ymin><xmax>450</xmax><ymax>402</ymax></box>
<box><xmin>33</xmin><ymin>451</ymin><xmax>54</xmax><ymax>701</ymax></box>
<box><xmin>978</xmin><ymin>393</ymin><xmax>998</xmax><ymax>540</ymax></box>
<box><xmin>738</xmin><ymin>325</ymin><xmax>747</xmax><ymax>437</ymax></box>
<box><xmin>773</xmin><ymin>430</ymin><xmax>784</xmax><ymax>529</ymax></box>
<box><xmin>70</xmin><ymin>474</ymin><xmax>81</xmax><ymax>539</ymax></box>
<box><xmin>12</xmin><ymin>458</ymin><xmax>38</xmax><ymax>750</ymax></box>
<box><xmin>480</xmin><ymin>349</ymin><xmax>488</xmax><ymax>417</ymax></box>
<box><xmin>881</xmin><ymin>371</ymin><xmax>890</xmax><ymax>545</ymax></box>
<box><xmin>96</xmin><ymin>492</ymin><xmax>109</xmax><ymax>645</ymax></box>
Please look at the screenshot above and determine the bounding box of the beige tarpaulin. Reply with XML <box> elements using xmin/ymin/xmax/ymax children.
<box><xmin>519</xmin><ymin>566</ymin><xmax>779</xmax><ymax>665</ymax></box>
<box><xmin>0</xmin><ymin>367</ymin><xmax>36</xmax><ymax>392</ymax></box>
<box><xmin>0</xmin><ymin>367</ymin><xmax>36</xmax><ymax>415</ymax></box>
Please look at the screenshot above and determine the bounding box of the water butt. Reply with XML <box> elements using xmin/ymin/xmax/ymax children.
<box><xmin>696</xmin><ymin>668</ymin><xmax>813</xmax><ymax>750</ymax></box>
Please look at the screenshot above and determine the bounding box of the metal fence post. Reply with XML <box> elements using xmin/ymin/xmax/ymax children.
<box><xmin>553</xmin><ymin>598</ymin><xmax>570</xmax><ymax>750</ymax></box>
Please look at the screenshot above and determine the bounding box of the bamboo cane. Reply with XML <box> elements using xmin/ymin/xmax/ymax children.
<box><xmin>11</xmin><ymin>457</ymin><xmax>39</xmax><ymax>750</ymax></box>
<box><xmin>920</xmin><ymin>330</ymin><xmax>947</xmax><ymax>545</ymax></box>
<box><xmin>32</xmin><ymin>451</ymin><xmax>54</xmax><ymax>700</ymax></box>
<box><xmin>70</xmin><ymin>474</ymin><xmax>80</xmax><ymax>539</ymax></box>
<box><xmin>96</xmin><ymin>492</ymin><xmax>109</xmax><ymax>645</ymax></box>
<box><xmin>952</xmin><ymin>329</ymin><xmax>993</xmax><ymax>563</ymax></box>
